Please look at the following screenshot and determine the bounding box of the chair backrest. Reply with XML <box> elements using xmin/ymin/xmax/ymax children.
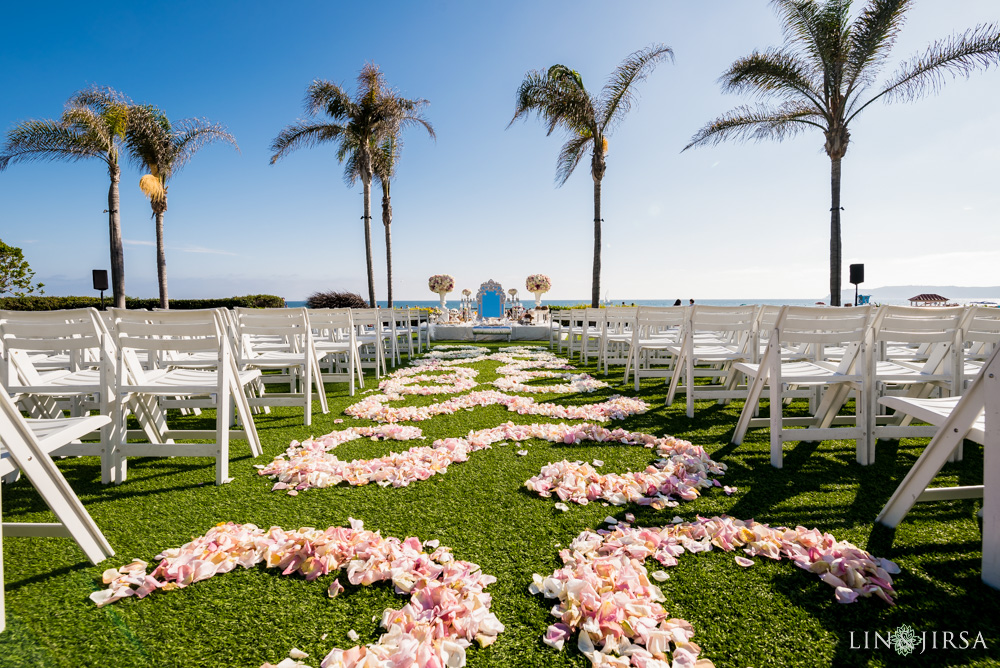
<box><xmin>963</xmin><ymin>305</ymin><xmax>1000</xmax><ymax>360</ymax></box>
<box><xmin>604</xmin><ymin>306</ymin><xmax>638</xmax><ymax>335</ymax></box>
<box><xmin>634</xmin><ymin>306</ymin><xmax>685</xmax><ymax>340</ymax></box>
<box><xmin>308</xmin><ymin>308</ymin><xmax>354</xmax><ymax>337</ymax></box>
<box><xmin>773</xmin><ymin>305</ymin><xmax>872</xmax><ymax>372</ymax></box>
<box><xmin>110</xmin><ymin>308</ymin><xmax>230</xmax><ymax>383</ymax></box>
<box><xmin>870</xmin><ymin>305</ymin><xmax>965</xmax><ymax>370</ymax></box>
<box><xmin>233</xmin><ymin>307</ymin><xmax>311</xmax><ymax>358</ymax></box>
<box><xmin>686</xmin><ymin>304</ymin><xmax>757</xmax><ymax>354</ymax></box>
<box><xmin>351</xmin><ymin>307</ymin><xmax>380</xmax><ymax>330</ymax></box>
<box><xmin>0</xmin><ymin>308</ymin><xmax>111</xmax><ymax>386</ymax></box>
<box><xmin>690</xmin><ymin>304</ymin><xmax>757</xmax><ymax>336</ymax></box>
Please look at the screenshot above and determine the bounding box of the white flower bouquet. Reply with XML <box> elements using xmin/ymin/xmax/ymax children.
<box><xmin>526</xmin><ymin>274</ymin><xmax>552</xmax><ymax>307</ymax></box>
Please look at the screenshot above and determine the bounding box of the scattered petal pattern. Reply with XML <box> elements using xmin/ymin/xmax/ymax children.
<box><xmin>344</xmin><ymin>390</ymin><xmax>648</xmax><ymax>423</ymax></box>
<box><xmin>93</xmin><ymin>520</ymin><xmax>504</xmax><ymax>668</ymax></box>
<box><xmin>531</xmin><ymin>515</ymin><xmax>898</xmax><ymax>667</ymax></box>
<box><xmin>524</xmin><ymin>426</ymin><xmax>726</xmax><ymax>508</ymax></box>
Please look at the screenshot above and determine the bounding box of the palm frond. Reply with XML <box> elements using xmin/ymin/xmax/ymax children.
<box><xmin>867</xmin><ymin>23</ymin><xmax>1000</xmax><ymax>109</ymax></box>
<box><xmin>0</xmin><ymin>119</ymin><xmax>102</xmax><ymax>171</ymax></box>
<box><xmin>843</xmin><ymin>0</ymin><xmax>912</xmax><ymax>94</ymax></box>
<box><xmin>269</xmin><ymin>122</ymin><xmax>347</xmax><ymax>163</ymax></box>
<box><xmin>67</xmin><ymin>86</ymin><xmax>134</xmax><ymax>142</ymax></box>
<box><xmin>510</xmin><ymin>69</ymin><xmax>596</xmax><ymax>136</ymax></box>
<box><xmin>683</xmin><ymin>102</ymin><xmax>824</xmax><ymax>150</ymax></box>
<box><xmin>68</xmin><ymin>85</ymin><xmax>132</xmax><ymax>111</ymax></box>
<box><xmin>61</xmin><ymin>106</ymin><xmax>114</xmax><ymax>153</ymax></box>
<box><xmin>721</xmin><ymin>49</ymin><xmax>825</xmax><ymax>112</ymax></box>
<box><xmin>170</xmin><ymin>120</ymin><xmax>239</xmax><ymax>173</ymax></box>
<box><xmin>554</xmin><ymin>132</ymin><xmax>593</xmax><ymax>186</ymax></box>
<box><xmin>305</xmin><ymin>80</ymin><xmax>355</xmax><ymax>119</ymax></box>
<box><xmin>357</xmin><ymin>62</ymin><xmax>388</xmax><ymax>105</ymax></box>
<box><xmin>600</xmin><ymin>43</ymin><xmax>673</xmax><ymax>131</ymax></box>
<box><xmin>770</xmin><ymin>0</ymin><xmax>851</xmax><ymax>95</ymax></box>
<box><xmin>342</xmin><ymin>150</ymin><xmax>361</xmax><ymax>187</ymax></box>
<box><xmin>372</xmin><ymin>135</ymin><xmax>400</xmax><ymax>185</ymax></box>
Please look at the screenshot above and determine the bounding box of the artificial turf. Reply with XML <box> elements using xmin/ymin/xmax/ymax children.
<box><xmin>1</xmin><ymin>341</ymin><xmax>998</xmax><ymax>667</ymax></box>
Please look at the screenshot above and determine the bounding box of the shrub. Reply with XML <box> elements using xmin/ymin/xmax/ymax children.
<box><xmin>306</xmin><ymin>290</ymin><xmax>368</xmax><ymax>309</ymax></box>
<box><xmin>0</xmin><ymin>294</ymin><xmax>286</xmax><ymax>311</ymax></box>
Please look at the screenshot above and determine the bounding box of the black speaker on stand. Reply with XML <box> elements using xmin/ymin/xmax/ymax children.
<box><xmin>92</xmin><ymin>270</ymin><xmax>109</xmax><ymax>310</ymax></box>
<box><xmin>849</xmin><ymin>264</ymin><xmax>864</xmax><ymax>306</ymax></box>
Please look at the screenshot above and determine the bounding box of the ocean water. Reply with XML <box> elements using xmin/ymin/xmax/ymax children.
<box><xmin>285</xmin><ymin>297</ymin><xmax>984</xmax><ymax>309</ymax></box>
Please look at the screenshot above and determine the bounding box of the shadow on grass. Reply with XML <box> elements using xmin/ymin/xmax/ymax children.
<box><xmin>4</xmin><ymin>560</ymin><xmax>93</xmax><ymax>590</ymax></box>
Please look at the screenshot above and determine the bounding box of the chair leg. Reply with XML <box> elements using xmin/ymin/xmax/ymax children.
<box><xmin>215</xmin><ymin>380</ymin><xmax>230</xmax><ymax>485</ymax></box>
<box><xmin>769</xmin><ymin>378</ymin><xmax>785</xmax><ymax>468</ymax></box>
<box><xmin>304</xmin><ymin>362</ymin><xmax>312</xmax><ymax>427</ymax></box>
<box><xmin>732</xmin><ymin>367</ymin><xmax>767</xmax><ymax>446</ymax></box>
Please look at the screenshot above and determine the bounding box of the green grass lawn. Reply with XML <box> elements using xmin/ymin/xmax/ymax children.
<box><xmin>1</xmin><ymin>342</ymin><xmax>998</xmax><ymax>667</ymax></box>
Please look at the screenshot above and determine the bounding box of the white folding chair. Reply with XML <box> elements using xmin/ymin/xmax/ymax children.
<box><xmin>578</xmin><ymin>308</ymin><xmax>607</xmax><ymax>364</ymax></box>
<box><xmin>623</xmin><ymin>306</ymin><xmax>686</xmax><ymax>390</ymax></box>
<box><xmin>866</xmin><ymin>306</ymin><xmax>966</xmax><ymax>461</ymax></box>
<box><xmin>378</xmin><ymin>309</ymin><xmax>400</xmax><ymax>367</ymax></box>
<box><xmin>1</xmin><ymin>387</ymin><xmax>115</xmax><ymax>631</ymax></box>
<box><xmin>876</xmin><ymin>343</ymin><xmax>1000</xmax><ymax>589</ymax></box>
<box><xmin>110</xmin><ymin>308</ymin><xmax>263</xmax><ymax>485</ymax></box>
<box><xmin>731</xmin><ymin>305</ymin><xmax>873</xmax><ymax>467</ymax></box>
<box><xmin>352</xmin><ymin>308</ymin><xmax>387</xmax><ymax>378</ymax></box>
<box><xmin>392</xmin><ymin>308</ymin><xmax>416</xmax><ymax>361</ymax></box>
<box><xmin>598</xmin><ymin>306</ymin><xmax>638</xmax><ymax>374</ymax></box>
<box><xmin>413</xmin><ymin>308</ymin><xmax>430</xmax><ymax>354</ymax></box>
<box><xmin>309</xmin><ymin>308</ymin><xmax>362</xmax><ymax>396</ymax></box>
<box><xmin>550</xmin><ymin>310</ymin><xmax>571</xmax><ymax>352</ymax></box>
<box><xmin>960</xmin><ymin>305</ymin><xmax>1000</xmax><ymax>389</ymax></box>
<box><xmin>0</xmin><ymin>308</ymin><xmax>117</xmax><ymax>481</ymax></box>
<box><xmin>666</xmin><ymin>305</ymin><xmax>757</xmax><ymax>417</ymax></box>
<box><xmin>234</xmin><ymin>307</ymin><xmax>329</xmax><ymax>426</ymax></box>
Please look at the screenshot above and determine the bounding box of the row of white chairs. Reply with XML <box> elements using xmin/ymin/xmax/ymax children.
<box><xmin>0</xmin><ymin>306</ymin><xmax>429</xmax><ymax>487</ymax></box>
<box><xmin>0</xmin><ymin>305</ymin><xmax>431</xmax><ymax>629</ymax></box>
<box><xmin>552</xmin><ymin>303</ymin><xmax>1000</xmax><ymax>588</ymax></box>
<box><xmin>551</xmin><ymin>304</ymin><xmax>999</xmax><ymax>465</ymax></box>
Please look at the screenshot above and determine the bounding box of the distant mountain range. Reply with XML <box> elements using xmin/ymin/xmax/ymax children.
<box><xmin>834</xmin><ymin>285</ymin><xmax>1000</xmax><ymax>300</ymax></box>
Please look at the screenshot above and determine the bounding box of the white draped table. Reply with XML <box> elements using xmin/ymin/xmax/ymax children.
<box><xmin>428</xmin><ymin>323</ymin><xmax>550</xmax><ymax>342</ymax></box>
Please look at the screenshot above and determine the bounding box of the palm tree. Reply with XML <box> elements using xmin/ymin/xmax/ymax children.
<box><xmin>685</xmin><ymin>0</ymin><xmax>1000</xmax><ymax>305</ymax></box>
<box><xmin>373</xmin><ymin>135</ymin><xmax>400</xmax><ymax>308</ymax></box>
<box><xmin>126</xmin><ymin>107</ymin><xmax>238</xmax><ymax>308</ymax></box>
<box><xmin>0</xmin><ymin>86</ymin><xmax>152</xmax><ymax>308</ymax></box>
<box><xmin>270</xmin><ymin>64</ymin><xmax>433</xmax><ymax>307</ymax></box>
<box><xmin>510</xmin><ymin>44</ymin><xmax>673</xmax><ymax>308</ymax></box>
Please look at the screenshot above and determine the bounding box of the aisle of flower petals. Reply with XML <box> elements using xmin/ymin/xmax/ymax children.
<box><xmin>91</xmin><ymin>344</ymin><xmax>901</xmax><ymax>668</ymax></box>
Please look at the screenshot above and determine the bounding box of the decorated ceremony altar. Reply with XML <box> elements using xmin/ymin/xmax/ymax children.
<box><xmin>429</xmin><ymin>322</ymin><xmax>549</xmax><ymax>341</ymax></box>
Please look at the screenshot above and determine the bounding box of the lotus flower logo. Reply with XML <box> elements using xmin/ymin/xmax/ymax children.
<box><xmin>892</xmin><ymin>624</ymin><xmax>919</xmax><ymax>656</ymax></box>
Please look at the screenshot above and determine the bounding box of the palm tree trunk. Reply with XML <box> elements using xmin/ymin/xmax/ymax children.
<box><xmin>382</xmin><ymin>185</ymin><xmax>393</xmax><ymax>308</ymax></box>
<box><xmin>829</xmin><ymin>157</ymin><xmax>842</xmax><ymax>307</ymax></box>
<box><xmin>155</xmin><ymin>207</ymin><xmax>168</xmax><ymax>309</ymax></box>
<box><xmin>362</xmin><ymin>177</ymin><xmax>376</xmax><ymax>307</ymax></box>
<box><xmin>591</xmin><ymin>178</ymin><xmax>602</xmax><ymax>308</ymax></box>
<box><xmin>108</xmin><ymin>164</ymin><xmax>126</xmax><ymax>309</ymax></box>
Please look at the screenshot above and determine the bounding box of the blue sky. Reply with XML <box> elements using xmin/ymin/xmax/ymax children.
<box><xmin>2</xmin><ymin>1</ymin><xmax>998</xmax><ymax>301</ymax></box>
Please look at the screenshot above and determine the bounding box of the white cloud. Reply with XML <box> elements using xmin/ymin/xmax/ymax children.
<box><xmin>178</xmin><ymin>245</ymin><xmax>238</xmax><ymax>256</ymax></box>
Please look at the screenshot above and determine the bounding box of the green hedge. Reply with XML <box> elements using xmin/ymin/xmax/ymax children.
<box><xmin>0</xmin><ymin>294</ymin><xmax>286</xmax><ymax>311</ymax></box>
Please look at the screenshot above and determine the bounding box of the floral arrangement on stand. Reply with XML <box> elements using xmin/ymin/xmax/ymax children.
<box><xmin>427</xmin><ymin>274</ymin><xmax>455</xmax><ymax>313</ymax></box>
<box><xmin>525</xmin><ymin>274</ymin><xmax>552</xmax><ymax>307</ymax></box>
<box><xmin>461</xmin><ymin>289</ymin><xmax>472</xmax><ymax>321</ymax></box>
